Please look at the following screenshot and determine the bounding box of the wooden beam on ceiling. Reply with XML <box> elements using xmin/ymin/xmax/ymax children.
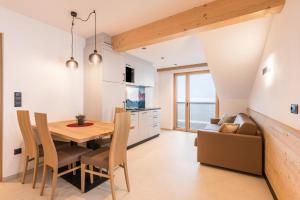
<box><xmin>157</xmin><ymin>63</ymin><xmax>208</xmax><ymax>72</ymax></box>
<box><xmin>112</xmin><ymin>0</ymin><xmax>285</xmax><ymax>52</ymax></box>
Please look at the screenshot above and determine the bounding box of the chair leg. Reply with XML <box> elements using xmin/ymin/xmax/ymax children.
<box><xmin>21</xmin><ymin>156</ymin><xmax>29</xmax><ymax>184</ymax></box>
<box><xmin>89</xmin><ymin>164</ymin><xmax>94</xmax><ymax>184</ymax></box>
<box><xmin>123</xmin><ymin>162</ymin><xmax>130</xmax><ymax>192</ymax></box>
<box><xmin>109</xmin><ymin>170</ymin><xmax>116</xmax><ymax>200</ymax></box>
<box><xmin>81</xmin><ymin>164</ymin><xmax>86</xmax><ymax>193</ymax></box>
<box><xmin>32</xmin><ymin>157</ymin><xmax>39</xmax><ymax>188</ymax></box>
<box><xmin>40</xmin><ymin>164</ymin><xmax>47</xmax><ymax>196</ymax></box>
<box><xmin>50</xmin><ymin>169</ymin><xmax>58</xmax><ymax>200</ymax></box>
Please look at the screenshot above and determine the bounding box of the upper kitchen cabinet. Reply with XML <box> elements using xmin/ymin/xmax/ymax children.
<box><xmin>102</xmin><ymin>45</ymin><xmax>125</xmax><ymax>83</ymax></box>
<box><xmin>124</xmin><ymin>54</ymin><xmax>155</xmax><ymax>87</ymax></box>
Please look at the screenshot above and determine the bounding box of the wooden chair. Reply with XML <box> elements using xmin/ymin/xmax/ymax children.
<box><xmin>81</xmin><ymin>112</ymin><xmax>131</xmax><ymax>200</ymax></box>
<box><xmin>17</xmin><ymin>110</ymin><xmax>69</xmax><ymax>188</ymax></box>
<box><xmin>97</xmin><ymin>107</ymin><xmax>126</xmax><ymax>148</ymax></box>
<box><xmin>34</xmin><ymin>112</ymin><xmax>91</xmax><ymax>200</ymax></box>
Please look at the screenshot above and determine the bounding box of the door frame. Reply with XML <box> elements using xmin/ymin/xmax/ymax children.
<box><xmin>0</xmin><ymin>33</ymin><xmax>3</xmax><ymax>181</ymax></box>
<box><xmin>173</xmin><ymin>70</ymin><xmax>219</xmax><ymax>132</ymax></box>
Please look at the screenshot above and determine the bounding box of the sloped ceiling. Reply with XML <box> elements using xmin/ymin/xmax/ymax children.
<box><xmin>129</xmin><ymin>17</ymin><xmax>273</xmax><ymax>102</ymax></box>
<box><xmin>198</xmin><ymin>17</ymin><xmax>273</xmax><ymax>100</ymax></box>
<box><xmin>128</xmin><ymin>35</ymin><xmax>206</xmax><ymax>68</ymax></box>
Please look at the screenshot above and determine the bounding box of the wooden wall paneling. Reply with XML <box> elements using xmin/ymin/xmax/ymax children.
<box><xmin>249</xmin><ymin>109</ymin><xmax>300</xmax><ymax>200</ymax></box>
<box><xmin>0</xmin><ymin>33</ymin><xmax>3</xmax><ymax>182</ymax></box>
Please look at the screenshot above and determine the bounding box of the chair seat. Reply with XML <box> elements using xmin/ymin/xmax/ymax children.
<box><xmin>57</xmin><ymin>146</ymin><xmax>91</xmax><ymax>168</ymax></box>
<box><xmin>38</xmin><ymin>141</ymin><xmax>70</xmax><ymax>157</ymax></box>
<box><xmin>96</xmin><ymin>137</ymin><xmax>111</xmax><ymax>148</ymax></box>
<box><xmin>81</xmin><ymin>148</ymin><xmax>109</xmax><ymax>168</ymax></box>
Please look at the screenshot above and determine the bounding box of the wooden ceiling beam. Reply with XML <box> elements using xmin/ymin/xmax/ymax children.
<box><xmin>157</xmin><ymin>63</ymin><xmax>208</xmax><ymax>72</ymax></box>
<box><xmin>112</xmin><ymin>0</ymin><xmax>285</xmax><ymax>52</ymax></box>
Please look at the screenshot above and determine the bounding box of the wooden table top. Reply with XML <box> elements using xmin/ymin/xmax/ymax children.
<box><xmin>48</xmin><ymin>120</ymin><xmax>114</xmax><ymax>143</ymax></box>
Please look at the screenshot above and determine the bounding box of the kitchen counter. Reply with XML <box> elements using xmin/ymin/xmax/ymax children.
<box><xmin>126</xmin><ymin>108</ymin><xmax>161</xmax><ymax>112</ymax></box>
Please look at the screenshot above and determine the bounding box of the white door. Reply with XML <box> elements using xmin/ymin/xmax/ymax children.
<box><xmin>128</xmin><ymin>112</ymin><xmax>139</xmax><ymax>146</ymax></box>
<box><xmin>102</xmin><ymin>46</ymin><xmax>125</xmax><ymax>83</ymax></box>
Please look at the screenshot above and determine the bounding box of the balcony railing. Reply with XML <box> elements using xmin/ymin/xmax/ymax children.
<box><xmin>176</xmin><ymin>102</ymin><xmax>216</xmax><ymax>130</ymax></box>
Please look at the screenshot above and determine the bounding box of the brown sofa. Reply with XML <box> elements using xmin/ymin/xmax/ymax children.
<box><xmin>197</xmin><ymin>113</ymin><xmax>262</xmax><ymax>175</ymax></box>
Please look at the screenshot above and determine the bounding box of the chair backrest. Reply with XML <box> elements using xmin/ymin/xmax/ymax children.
<box><xmin>109</xmin><ymin>112</ymin><xmax>131</xmax><ymax>168</ymax></box>
<box><xmin>34</xmin><ymin>112</ymin><xmax>58</xmax><ymax>167</ymax></box>
<box><xmin>113</xmin><ymin>107</ymin><xmax>126</xmax><ymax>123</ymax></box>
<box><xmin>17</xmin><ymin>110</ymin><xmax>38</xmax><ymax>157</ymax></box>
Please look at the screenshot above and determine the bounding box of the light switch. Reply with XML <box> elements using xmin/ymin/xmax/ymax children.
<box><xmin>290</xmin><ymin>104</ymin><xmax>298</xmax><ymax>114</ymax></box>
<box><xmin>14</xmin><ymin>92</ymin><xmax>22</xmax><ymax>107</ymax></box>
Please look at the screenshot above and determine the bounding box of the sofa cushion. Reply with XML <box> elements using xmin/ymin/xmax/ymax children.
<box><xmin>203</xmin><ymin>124</ymin><xmax>220</xmax><ymax>132</ymax></box>
<box><xmin>218</xmin><ymin>114</ymin><xmax>236</xmax><ymax>125</ymax></box>
<box><xmin>234</xmin><ymin>113</ymin><xmax>258</xmax><ymax>135</ymax></box>
<box><xmin>219</xmin><ymin>123</ymin><xmax>240</xmax><ymax>133</ymax></box>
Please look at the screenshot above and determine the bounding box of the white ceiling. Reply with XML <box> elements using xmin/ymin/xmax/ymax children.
<box><xmin>127</xmin><ymin>35</ymin><xmax>206</xmax><ymax>68</ymax></box>
<box><xmin>0</xmin><ymin>0</ymin><xmax>214</xmax><ymax>37</ymax></box>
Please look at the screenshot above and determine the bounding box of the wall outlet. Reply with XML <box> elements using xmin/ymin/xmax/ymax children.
<box><xmin>14</xmin><ymin>148</ymin><xmax>22</xmax><ymax>155</ymax></box>
<box><xmin>290</xmin><ymin>104</ymin><xmax>298</xmax><ymax>114</ymax></box>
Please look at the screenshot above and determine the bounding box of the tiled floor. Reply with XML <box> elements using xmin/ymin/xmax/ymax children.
<box><xmin>0</xmin><ymin>131</ymin><xmax>273</xmax><ymax>200</ymax></box>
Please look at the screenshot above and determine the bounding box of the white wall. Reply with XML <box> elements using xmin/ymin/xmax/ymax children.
<box><xmin>249</xmin><ymin>0</ymin><xmax>300</xmax><ymax>130</ymax></box>
<box><xmin>0</xmin><ymin>7</ymin><xmax>85</xmax><ymax>177</ymax></box>
<box><xmin>198</xmin><ymin>17</ymin><xmax>272</xmax><ymax>116</ymax></box>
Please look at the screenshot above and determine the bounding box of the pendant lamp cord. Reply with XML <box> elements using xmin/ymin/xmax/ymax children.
<box><xmin>71</xmin><ymin>17</ymin><xmax>75</xmax><ymax>57</ymax></box>
<box><xmin>75</xmin><ymin>10</ymin><xmax>97</xmax><ymax>51</ymax></box>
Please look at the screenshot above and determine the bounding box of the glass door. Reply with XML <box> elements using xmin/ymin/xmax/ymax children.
<box><xmin>174</xmin><ymin>71</ymin><xmax>218</xmax><ymax>132</ymax></box>
<box><xmin>189</xmin><ymin>72</ymin><xmax>216</xmax><ymax>131</ymax></box>
<box><xmin>174</xmin><ymin>74</ymin><xmax>186</xmax><ymax>130</ymax></box>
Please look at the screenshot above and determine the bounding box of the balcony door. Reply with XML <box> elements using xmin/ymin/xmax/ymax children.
<box><xmin>174</xmin><ymin>71</ymin><xmax>218</xmax><ymax>132</ymax></box>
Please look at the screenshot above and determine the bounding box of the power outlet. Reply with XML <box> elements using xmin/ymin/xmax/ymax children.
<box><xmin>14</xmin><ymin>148</ymin><xmax>22</xmax><ymax>155</ymax></box>
<box><xmin>290</xmin><ymin>104</ymin><xmax>298</xmax><ymax>114</ymax></box>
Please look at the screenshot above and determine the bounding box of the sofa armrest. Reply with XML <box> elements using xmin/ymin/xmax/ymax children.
<box><xmin>197</xmin><ymin>130</ymin><xmax>262</xmax><ymax>175</ymax></box>
<box><xmin>210</xmin><ymin>118</ymin><xmax>220</xmax><ymax>124</ymax></box>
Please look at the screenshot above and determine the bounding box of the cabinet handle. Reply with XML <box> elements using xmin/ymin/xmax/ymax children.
<box><xmin>123</xmin><ymin>73</ymin><xmax>125</xmax><ymax>82</ymax></box>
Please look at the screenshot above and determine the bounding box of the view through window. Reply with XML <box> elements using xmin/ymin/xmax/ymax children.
<box><xmin>175</xmin><ymin>71</ymin><xmax>217</xmax><ymax>131</ymax></box>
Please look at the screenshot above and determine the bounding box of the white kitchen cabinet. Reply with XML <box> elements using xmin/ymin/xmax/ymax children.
<box><xmin>128</xmin><ymin>112</ymin><xmax>139</xmax><ymax>146</ymax></box>
<box><xmin>124</xmin><ymin>54</ymin><xmax>155</xmax><ymax>87</ymax></box>
<box><xmin>102</xmin><ymin>46</ymin><xmax>125</xmax><ymax>83</ymax></box>
<box><xmin>101</xmin><ymin>81</ymin><xmax>126</xmax><ymax>122</ymax></box>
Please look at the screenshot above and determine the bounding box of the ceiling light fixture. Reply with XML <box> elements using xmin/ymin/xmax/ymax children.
<box><xmin>66</xmin><ymin>10</ymin><xmax>102</xmax><ymax>68</ymax></box>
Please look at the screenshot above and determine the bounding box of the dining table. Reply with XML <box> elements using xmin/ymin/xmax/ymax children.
<box><xmin>46</xmin><ymin>119</ymin><xmax>115</xmax><ymax>192</ymax></box>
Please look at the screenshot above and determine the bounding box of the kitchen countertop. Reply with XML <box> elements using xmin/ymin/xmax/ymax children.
<box><xmin>126</xmin><ymin>108</ymin><xmax>161</xmax><ymax>112</ymax></box>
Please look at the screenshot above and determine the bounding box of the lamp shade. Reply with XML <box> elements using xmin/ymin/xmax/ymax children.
<box><xmin>66</xmin><ymin>57</ymin><xmax>78</xmax><ymax>68</ymax></box>
<box><xmin>89</xmin><ymin>50</ymin><xmax>102</xmax><ymax>65</ymax></box>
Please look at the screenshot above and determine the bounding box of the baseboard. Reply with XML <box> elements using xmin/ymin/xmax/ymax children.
<box><xmin>263</xmin><ymin>173</ymin><xmax>278</xmax><ymax>200</ymax></box>
<box><xmin>160</xmin><ymin>128</ymin><xmax>173</xmax><ymax>131</ymax></box>
<box><xmin>2</xmin><ymin>168</ymin><xmax>34</xmax><ymax>182</ymax></box>
<box><xmin>128</xmin><ymin>134</ymin><xmax>159</xmax><ymax>149</ymax></box>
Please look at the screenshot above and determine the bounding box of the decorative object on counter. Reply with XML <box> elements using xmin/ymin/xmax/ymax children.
<box><xmin>66</xmin><ymin>10</ymin><xmax>102</xmax><ymax>68</ymax></box>
<box><xmin>76</xmin><ymin>115</ymin><xmax>86</xmax><ymax>125</ymax></box>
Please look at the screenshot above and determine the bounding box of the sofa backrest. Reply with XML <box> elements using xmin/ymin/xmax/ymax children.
<box><xmin>234</xmin><ymin>113</ymin><xmax>258</xmax><ymax>136</ymax></box>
